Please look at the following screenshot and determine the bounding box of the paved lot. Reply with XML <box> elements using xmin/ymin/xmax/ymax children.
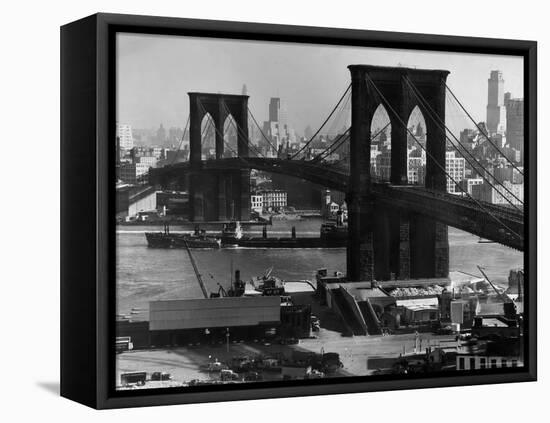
<box><xmin>116</xmin><ymin>292</ymin><xmax>460</xmax><ymax>388</ymax></box>
<box><xmin>116</xmin><ymin>328</ymin><xmax>458</xmax><ymax>388</ymax></box>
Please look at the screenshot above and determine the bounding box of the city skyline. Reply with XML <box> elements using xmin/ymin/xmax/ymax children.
<box><xmin>117</xmin><ymin>33</ymin><xmax>523</xmax><ymax>135</ymax></box>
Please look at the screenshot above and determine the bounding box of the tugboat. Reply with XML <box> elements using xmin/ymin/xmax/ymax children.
<box><xmin>145</xmin><ymin>224</ymin><xmax>221</xmax><ymax>249</ymax></box>
<box><xmin>221</xmin><ymin>221</ymin><xmax>243</xmax><ymax>245</ymax></box>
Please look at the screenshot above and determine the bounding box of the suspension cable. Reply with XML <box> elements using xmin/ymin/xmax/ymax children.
<box><xmin>291</xmin><ymin>83</ymin><xmax>351</xmax><ymax>159</ymax></box>
<box><xmin>444</xmin><ymin>81</ymin><xmax>524</xmax><ymax>176</ymax></box>
<box><xmin>364</xmin><ymin>72</ymin><xmax>522</xmax><ymax>241</ymax></box>
<box><xmin>311</xmin><ymin>121</ymin><xmax>391</xmax><ymax>169</ymax></box>
<box><xmin>404</xmin><ymin>76</ymin><xmax>523</xmax><ymax>210</ymax></box>
<box><xmin>219</xmin><ymin>100</ymin><xmax>263</xmax><ymax>158</ymax></box>
<box><xmin>325</xmin><ymin>89</ymin><xmax>352</xmax><ymax>138</ymax></box>
<box><xmin>313</xmin><ymin>97</ymin><xmax>388</xmax><ymax>163</ymax></box>
<box><xmin>248</xmin><ymin>107</ymin><xmax>282</xmax><ymax>156</ymax></box>
<box><xmin>168</xmin><ymin>114</ymin><xmax>191</xmax><ymax>165</ymax></box>
<box><xmin>311</xmin><ymin>128</ymin><xmax>350</xmax><ymax>162</ymax></box>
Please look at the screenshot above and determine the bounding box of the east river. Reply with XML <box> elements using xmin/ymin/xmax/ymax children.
<box><xmin>116</xmin><ymin>219</ymin><xmax>523</xmax><ymax>317</ymax></box>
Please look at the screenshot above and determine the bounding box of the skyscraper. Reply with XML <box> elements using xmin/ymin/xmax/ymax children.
<box><xmin>269</xmin><ymin>97</ymin><xmax>281</xmax><ymax>122</ymax></box>
<box><xmin>263</xmin><ymin>97</ymin><xmax>292</xmax><ymax>156</ymax></box>
<box><xmin>505</xmin><ymin>94</ymin><xmax>524</xmax><ymax>163</ymax></box>
<box><xmin>486</xmin><ymin>70</ymin><xmax>507</xmax><ymax>134</ymax></box>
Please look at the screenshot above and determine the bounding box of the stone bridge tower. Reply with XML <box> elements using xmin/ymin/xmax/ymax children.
<box><xmin>188</xmin><ymin>93</ymin><xmax>250</xmax><ymax>221</ymax></box>
<box><xmin>346</xmin><ymin>65</ymin><xmax>449</xmax><ymax>282</ymax></box>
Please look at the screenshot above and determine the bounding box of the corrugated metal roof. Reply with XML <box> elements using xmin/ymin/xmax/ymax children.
<box><xmin>396</xmin><ymin>297</ymin><xmax>439</xmax><ymax>310</ymax></box>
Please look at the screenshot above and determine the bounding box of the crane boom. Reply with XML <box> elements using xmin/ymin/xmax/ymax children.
<box><xmin>184</xmin><ymin>239</ymin><xmax>209</xmax><ymax>299</ymax></box>
<box><xmin>477</xmin><ymin>265</ymin><xmax>511</xmax><ymax>303</ymax></box>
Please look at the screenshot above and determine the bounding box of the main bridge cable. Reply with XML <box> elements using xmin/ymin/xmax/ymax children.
<box><xmin>310</xmin><ymin>128</ymin><xmax>350</xmax><ymax>162</ymax></box>
<box><xmin>308</xmin><ymin>93</ymin><xmax>353</xmax><ymax>163</ymax></box>
<box><xmin>444</xmin><ymin>81</ymin><xmax>524</xmax><ymax>176</ymax></box>
<box><xmin>404</xmin><ymin>75</ymin><xmax>523</xmax><ymax>208</ymax></box>
<box><xmin>318</xmin><ymin>122</ymin><xmax>390</xmax><ymax>162</ymax></box>
<box><xmin>363</xmin><ymin>72</ymin><xmax>523</xmax><ymax>242</ymax></box>
<box><xmin>219</xmin><ymin>99</ymin><xmax>264</xmax><ymax>158</ymax></box>
<box><xmin>325</xmin><ymin>87</ymin><xmax>352</xmax><ymax>140</ymax></box>
<box><xmin>199</xmin><ymin>99</ymin><xmax>331</xmax><ymax>183</ymax></box>
<box><xmin>247</xmin><ymin>107</ymin><xmax>281</xmax><ymax>156</ymax></box>
<box><xmin>291</xmin><ymin>83</ymin><xmax>352</xmax><ymax>160</ymax></box>
<box><xmin>403</xmin><ymin>76</ymin><xmax>523</xmax><ymax>210</ymax></box>
<box><xmin>311</xmin><ymin>122</ymin><xmax>390</xmax><ymax>171</ymax></box>
<box><xmin>307</xmin><ymin>94</ymin><xmax>353</xmax><ymax>163</ymax></box>
<box><xmin>190</xmin><ymin>101</ymin><xmax>345</xmax><ymax>190</ymax></box>
<box><xmin>169</xmin><ymin>114</ymin><xmax>191</xmax><ymax>165</ymax></box>
<box><xmin>300</xmin><ymin>85</ymin><xmax>352</xmax><ymax>160</ymax></box>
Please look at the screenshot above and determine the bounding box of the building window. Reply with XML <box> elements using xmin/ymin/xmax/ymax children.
<box><xmin>501</xmin><ymin>359</ymin><xmax>507</xmax><ymax>368</ymax></box>
<box><xmin>490</xmin><ymin>359</ymin><xmax>497</xmax><ymax>369</ymax></box>
<box><xmin>469</xmin><ymin>357</ymin><xmax>476</xmax><ymax>370</ymax></box>
<box><xmin>458</xmin><ymin>357</ymin><xmax>465</xmax><ymax>370</ymax></box>
<box><xmin>480</xmin><ymin>358</ymin><xmax>486</xmax><ymax>369</ymax></box>
<box><xmin>511</xmin><ymin>360</ymin><xmax>518</xmax><ymax>368</ymax></box>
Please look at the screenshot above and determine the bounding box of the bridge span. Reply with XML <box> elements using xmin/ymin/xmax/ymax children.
<box><xmin>149</xmin><ymin>157</ymin><xmax>524</xmax><ymax>251</ymax></box>
<box><xmin>148</xmin><ymin>65</ymin><xmax>524</xmax><ymax>282</ymax></box>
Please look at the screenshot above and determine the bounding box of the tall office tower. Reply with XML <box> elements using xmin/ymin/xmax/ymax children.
<box><xmin>269</xmin><ymin>97</ymin><xmax>288</xmax><ymax>129</ymax></box>
<box><xmin>263</xmin><ymin>97</ymin><xmax>291</xmax><ymax>156</ymax></box>
<box><xmin>116</xmin><ymin>123</ymin><xmax>134</xmax><ymax>150</ymax></box>
<box><xmin>269</xmin><ymin>97</ymin><xmax>281</xmax><ymax>122</ymax></box>
<box><xmin>505</xmin><ymin>94</ymin><xmax>524</xmax><ymax>162</ymax></box>
<box><xmin>486</xmin><ymin>70</ymin><xmax>507</xmax><ymax>134</ymax></box>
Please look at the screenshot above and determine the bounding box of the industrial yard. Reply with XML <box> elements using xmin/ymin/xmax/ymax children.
<box><xmin>116</xmin><ymin>320</ymin><xmax>459</xmax><ymax>388</ymax></box>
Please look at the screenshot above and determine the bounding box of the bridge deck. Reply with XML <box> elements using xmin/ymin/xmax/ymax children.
<box><xmin>150</xmin><ymin>158</ymin><xmax>524</xmax><ymax>251</ymax></box>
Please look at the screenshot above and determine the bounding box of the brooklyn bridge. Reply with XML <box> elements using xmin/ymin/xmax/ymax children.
<box><xmin>149</xmin><ymin>65</ymin><xmax>525</xmax><ymax>282</ymax></box>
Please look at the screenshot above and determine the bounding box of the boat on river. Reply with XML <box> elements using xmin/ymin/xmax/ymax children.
<box><xmin>145</xmin><ymin>224</ymin><xmax>221</xmax><ymax>249</ymax></box>
<box><xmin>221</xmin><ymin>221</ymin><xmax>243</xmax><ymax>245</ymax></box>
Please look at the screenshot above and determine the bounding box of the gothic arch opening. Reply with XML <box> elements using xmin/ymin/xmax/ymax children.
<box><xmin>370</xmin><ymin>104</ymin><xmax>392</xmax><ymax>181</ymax></box>
<box><xmin>406</xmin><ymin>106</ymin><xmax>427</xmax><ymax>186</ymax></box>
<box><xmin>223</xmin><ymin>114</ymin><xmax>238</xmax><ymax>158</ymax></box>
<box><xmin>200</xmin><ymin>113</ymin><xmax>215</xmax><ymax>159</ymax></box>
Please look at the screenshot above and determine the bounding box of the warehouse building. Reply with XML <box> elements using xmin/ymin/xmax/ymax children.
<box><xmin>148</xmin><ymin>296</ymin><xmax>281</xmax><ymax>346</ymax></box>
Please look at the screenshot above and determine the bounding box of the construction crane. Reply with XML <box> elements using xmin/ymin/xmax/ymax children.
<box><xmin>183</xmin><ymin>239</ymin><xmax>209</xmax><ymax>299</ymax></box>
<box><xmin>477</xmin><ymin>265</ymin><xmax>513</xmax><ymax>303</ymax></box>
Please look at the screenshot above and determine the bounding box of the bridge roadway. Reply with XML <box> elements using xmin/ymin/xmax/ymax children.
<box><xmin>150</xmin><ymin>157</ymin><xmax>524</xmax><ymax>251</ymax></box>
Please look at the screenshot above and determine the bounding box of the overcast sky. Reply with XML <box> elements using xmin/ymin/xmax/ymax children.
<box><xmin>116</xmin><ymin>32</ymin><xmax>523</xmax><ymax>135</ymax></box>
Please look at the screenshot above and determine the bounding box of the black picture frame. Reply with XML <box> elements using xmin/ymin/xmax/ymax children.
<box><xmin>60</xmin><ymin>12</ymin><xmax>537</xmax><ymax>409</ymax></box>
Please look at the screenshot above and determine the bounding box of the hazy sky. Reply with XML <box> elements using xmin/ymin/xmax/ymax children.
<box><xmin>116</xmin><ymin>32</ymin><xmax>523</xmax><ymax>135</ymax></box>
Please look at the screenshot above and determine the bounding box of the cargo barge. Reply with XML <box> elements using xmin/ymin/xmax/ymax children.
<box><xmin>231</xmin><ymin>221</ymin><xmax>347</xmax><ymax>248</ymax></box>
<box><xmin>145</xmin><ymin>224</ymin><xmax>221</xmax><ymax>248</ymax></box>
<box><xmin>234</xmin><ymin>237</ymin><xmax>345</xmax><ymax>248</ymax></box>
<box><xmin>145</xmin><ymin>222</ymin><xmax>348</xmax><ymax>249</ymax></box>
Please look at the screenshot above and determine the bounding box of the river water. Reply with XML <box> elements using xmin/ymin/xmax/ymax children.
<box><xmin>116</xmin><ymin>219</ymin><xmax>523</xmax><ymax>317</ymax></box>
